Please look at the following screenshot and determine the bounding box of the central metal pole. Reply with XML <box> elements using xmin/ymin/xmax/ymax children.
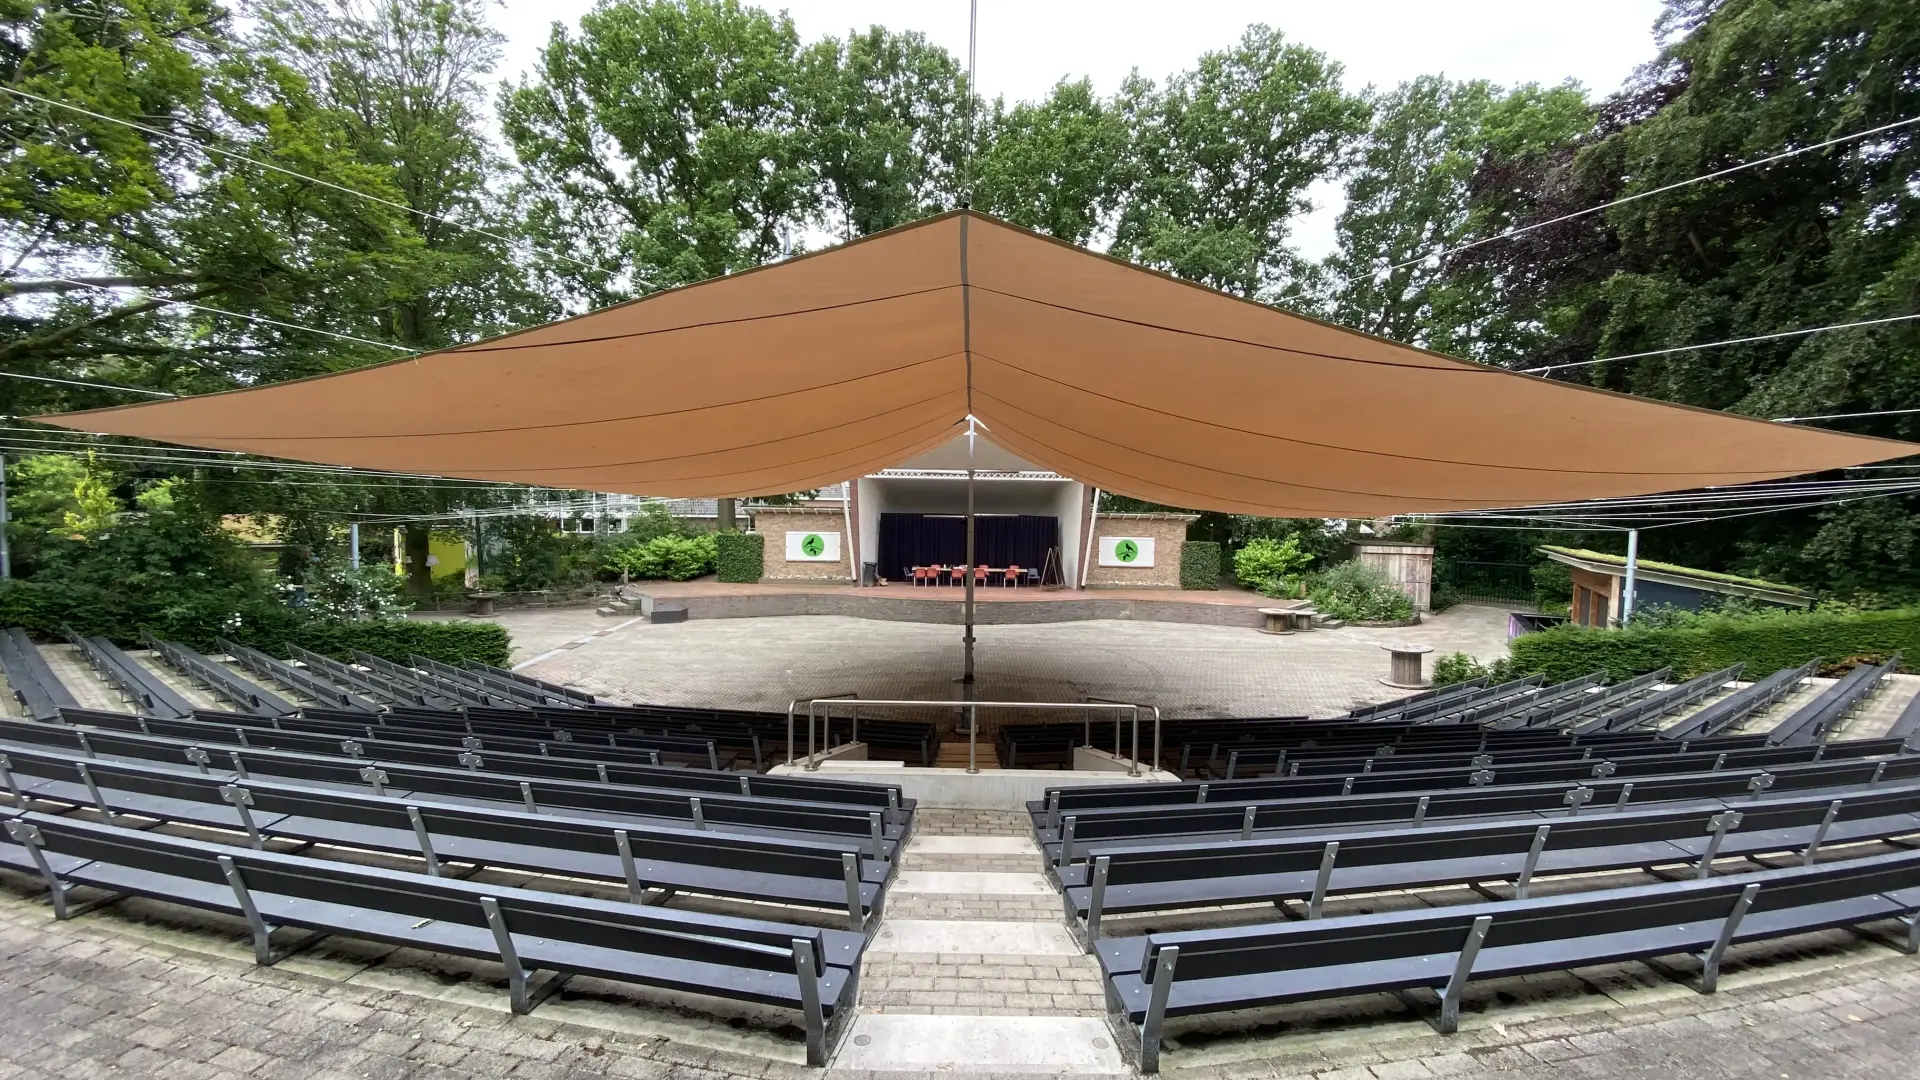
<box><xmin>348</xmin><ymin>521</ymin><xmax>360</xmax><ymax>572</ymax></box>
<box><xmin>0</xmin><ymin>450</ymin><xmax>11</xmax><ymax>580</ymax></box>
<box><xmin>964</xmin><ymin>422</ymin><xmax>976</xmax><ymax>685</ymax></box>
<box><xmin>1621</xmin><ymin>528</ymin><xmax>1640</xmax><ymax>626</ymax></box>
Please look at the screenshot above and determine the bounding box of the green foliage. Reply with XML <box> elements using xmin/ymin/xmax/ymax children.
<box><xmin>1508</xmin><ymin>607</ymin><xmax>1920</xmax><ymax>684</ymax></box>
<box><xmin>715</xmin><ymin>532</ymin><xmax>764</xmax><ymax>583</ymax></box>
<box><xmin>1531</xmin><ymin>562</ymin><xmax>1573</xmax><ymax>609</ymax></box>
<box><xmin>301</xmin><ymin>561</ymin><xmax>413</xmax><ymax>619</ymax></box>
<box><xmin>483</xmin><ymin>516</ymin><xmax>600</xmax><ymax>592</ymax></box>
<box><xmin>268</xmin><ymin>617</ymin><xmax>510</xmax><ymax>667</ymax></box>
<box><xmin>1307</xmin><ymin>559</ymin><xmax>1415</xmax><ymax>623</ymax></box>
<box><xmin>1179</xmin><ymin>541</ymin><xmax>1221</xmax><ymax>590</ymax></box>
<box><xmin>1432</xmin><ymin>651</ymin><xmax>1533</xmax><ymax>686</ymax></box>
<box><xmin>604</xmin><ymin>534</ymin><xmax>717</xmax><ymax>581</ymax></box>
<box><xmin>1431</xmin><ymin>652</ymin><xmax>1482</xmax><ymax>686</ymax></box>
<box><xmin>1232</xmin><ymin>536</ymin><xmax>1314</xmax><ymax>591</ymax></box>
<box><xmin>1429</xmin><ymin>582</ymin><xmax>1462</xmax><ymax>613</ymax></box>
<box><xmin>1113</xmin><ymin>25</ymin><xmax>1370</xmax><ymax>302</ymax></box>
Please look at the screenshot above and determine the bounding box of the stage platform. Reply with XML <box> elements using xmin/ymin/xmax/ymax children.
<box><xmin>628</xmin><ymin>579</ymin><xmax>1281</xmax><ymax>627</ymax></box>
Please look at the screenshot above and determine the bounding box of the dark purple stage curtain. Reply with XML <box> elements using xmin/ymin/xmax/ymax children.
<box><xmin>879</xmin><ymin>513</ymin><xmax>1059</xmax><ymax>579</ymax></box>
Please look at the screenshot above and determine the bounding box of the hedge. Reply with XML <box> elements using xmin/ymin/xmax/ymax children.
<box><xmin>1507</xmin><ymin>607</ymin><xmax>1920</xmax><ymax>683</ymax></box>
<box><xmin>715</xmin><ymin>531</ymin><xmax>764</xmax><ymax>583</ymax></box>
<box><xmin>1180</xmin><ymin>541</ymin><xmax>1221</xmax><ymax>590</ymax></box>
<box><xmin>0</xmin><ymin>578</ymin><xmax>511</xmax><ymax>666</ymax></box>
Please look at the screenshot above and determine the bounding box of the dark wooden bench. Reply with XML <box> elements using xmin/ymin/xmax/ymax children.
<box><xmin>1768</xmin><ymin>655</ymin><xmax>1900</xmax><ymax>746</ymax></box>
<box><xmin>1098</xmin><ymin>849</ymin><xmax>1920</xmax><ymax>1071</ymax></box>
<box><xmin>1060</xmin><ymin>780</ymin><xmax>1920</xmax><ymax>943</ymax></box>
<box><xmin>0</xmin><ymin>628</ymin><xmax>77</xmax><ymax>721</ymax></box>
<box><xmin>0</xmin><ymin>746</ymin><xmax>887</xmax><ymax>930</ymax></box>
<box><xmin>1661</xmin><ymin>661</ymin><xmax>1818</xmax><ymax>740</ymax></box>
<box><xmin>0</xmin><ymin>812</ymin><xmax>863</xmax><ymax>1064</ymax></box>
<box><xmin>1037</xmin><ymin>750</ymin><xmax>1920</xmax><ymax>864</ymax></box>
<box><xmin>0</xmin><ymin>717</ymin><xmax>911</xmax><ymax>850</ymax></box>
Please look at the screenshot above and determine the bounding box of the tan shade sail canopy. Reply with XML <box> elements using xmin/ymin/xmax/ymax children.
<box><xmin>42</xmin><ymin>211</ymin><xmax>1917</xmax><ymax>517</ymax></box>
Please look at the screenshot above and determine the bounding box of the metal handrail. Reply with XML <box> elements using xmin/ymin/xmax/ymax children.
<box><xmin>800</xmin><ymin>697</ymin><xmax>1156</xmax><ymax>776</ymax></box>
<box><xmin>1087</xmin><ymin>696</ymin><xmax>1161</xmax><ymax>774</ymax></box>
<box><xmin>787</xmin><ymin>692</ymin><xmax>857</xmax><ymax>765</ymax></box>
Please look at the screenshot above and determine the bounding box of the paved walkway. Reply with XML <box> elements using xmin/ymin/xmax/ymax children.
<box><xmin>509</xmin><ymin>606</ymin><xmax>1517</xmax><ymax>719</ymax></box>
<box><xmin>3</xmin><ymin>842</ymin><xmax>1917</xmax><ymax>1079</ymax></box>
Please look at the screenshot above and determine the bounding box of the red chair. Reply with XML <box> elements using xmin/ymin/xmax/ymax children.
<box><xmin>912</xmin><ymin>566</ymin><xmax>929</xmax><ymax>587</ymax></box>
<box><xmin>1004</xmin><ymin>565</ymin><xmax>1021</xmax><ymax>588</ymax></box>
<box><xmin>974</xmin><ymin>565</ymin><xmax>990</xmax><ymax>586</ymax></box>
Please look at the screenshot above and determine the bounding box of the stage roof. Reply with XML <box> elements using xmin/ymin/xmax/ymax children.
<box><xmin>41</xmin><ymin>211</ymin><xmax>1917</xmax><ymax>517</ymax></box>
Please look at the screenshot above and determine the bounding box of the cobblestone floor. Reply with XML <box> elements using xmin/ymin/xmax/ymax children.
<box><xmin>509</xmin><ymin>606</ymin><xmax>1517</xmax><ymax>720</ymax></box>
<box><xmin>3</xmin><ymin>858</ymin><xmax>1918</xmax><ymax>1078</ymax></box>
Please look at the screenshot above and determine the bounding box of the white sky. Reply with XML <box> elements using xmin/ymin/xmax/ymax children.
<box><xmin>491</xmin><ymin>0</ymin><xmax>1668</xmax><ymax>258</ymax></box>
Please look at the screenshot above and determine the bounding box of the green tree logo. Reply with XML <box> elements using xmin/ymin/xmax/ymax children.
<box><xmin>801</xmin><ymin>534</ymin><xmax>825</xmax><ymax>557</ymax></box>
<box><xmin>1116</xmin><ymin>539</ymin><xmax>1140</xmax><ymax>563</ymax></box>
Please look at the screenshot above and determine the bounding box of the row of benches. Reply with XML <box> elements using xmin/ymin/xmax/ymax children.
<box><xmin>0</xmin><ymin>809</ymin><xmax>863</xmax><ymax>1063</ymax></box>
<box><xmin>1034</xmin><ymin>742</ymin><xmax>1920</xmax><ymax>863</ymax></box>
<box><xmin>1104</xmin><ymin>847</ymin><xmax>1920</xmax><ymax>1070</ymax></box>
<box><xmin>0</xmin><ymin>628</ymin><xmax>76</xmax><ymax>721</ymax></box>
<box><xmin>0</xmin><ymin>714</ymin><xmax>910</xmax><ymax>850</ymax></box>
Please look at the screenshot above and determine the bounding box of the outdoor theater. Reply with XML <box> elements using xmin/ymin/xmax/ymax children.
<box><xmin>6</xmin><ymin>204</ymin><xmax>1920</xmax><ymax>1077</ymax></box>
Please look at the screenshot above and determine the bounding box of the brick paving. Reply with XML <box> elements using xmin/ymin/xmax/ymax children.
<box><xmin>509</xmin><ymin>606</ymin><xmax>1517</xmax><ymax>721</ymax></box>
<box><xmin>5</xmin><ymin>840</ymin><xmax>1920</xmax><ymax>1077</ymax></box>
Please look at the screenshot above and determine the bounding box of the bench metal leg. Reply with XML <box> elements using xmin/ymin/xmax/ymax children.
<box><xmin>218</xmin><ymin>855</ymin><xmax>327</xmax><ymax>965</ymax></box>
<box><xmin>1697</xmin><ymin>883</ymin><xmax>1759</xmax><ymax>994</ymax></box>
<box><xmin>792</xmin><ymin>937</ymin><xmax>833</xmax><ymax>1066</ymax></box>
<box><xmin>482</xmin><ymin>897</ymin><xmax>571</xmax><ymax>1014</ymax></box>
<box><xmin>869</xmin><ymin>812</ymin><xmax>886</xmax><ymax>863</ymax></box>
<box><xmin>1085</xmin><ymin>856</ymin><xmax>1110</xmax><ymax>945</ymax></box>
<box><xmin>1698</xmin><ymin>811</ymin><xmax>1743</xmax><ymax>880</ymax></box>
<box><xmin>7</xmin><ymin>822</ymin><xmax>74</xmax><ymax>920</ymax></box>
<box><xmin>1614</xmin><ymin>782</ymin><xmax>1635</xmax><ymax>810</ymax></box>
<box><xmin>1411</xmin><ymin>796</ymin><xmax>1429</xmax><ymax>828</ymax></box>
<box><xmin>220</xmin><ymin>785</ymin><xmax>264</xmax><ymax>849</ymax></box>
<box><xmin>1436</xmin><ymin>915</ymin><xmax>1492</xmax><ymax>1034</ymax></box>
<box><xmin>1139</xmin><ymin>945</ymin><xmax>1178</xmax><ymax>1074</ymax></box>
<box><xmin>1514</xmin><ymin>826</ymin><xmax>1551</xmax><ymax>900</ymax></box>
<box><xmin>1899</xmin><ymin>914</ymin><xmax>1920</xmax><ymax>956</ymax></box>
<box><xmin>1306</xmin><ymin>842</ymin><xmax>1340</xmax><ymax>920</ymax></box>
<box><xmin>0</xmin><ymin>754</ymin><xmax>27</xmax><ymax>809</ymax></box>
<box><xmin>1060</xmin><ymin>817</ymin><xmax>1077</xmax><ymax>866</ymax></box>
<box><xmin>612</xmin><ymin>830</ymin><xmax>661</xmax><ymax>904</ymax></box>
<box><xmin>1240</xmin><ymin>805</ymin><xmax>1256</xmax><ymax>842</ymax></box>
<box><xmin>407</xmin><ymin>807</ymin><xmax>441</xmax><ymax>877</ymax></box>
<box><xmin>74</xmin><ymin>762</ymin><xmax>116</xmax><ymax>824</ymax></box>
<box><xmin>1804</xmin><ymin>800</ymin><xmax>1842</xmax><ymax>866</ymax></box>
<box><xmin>842</xmin><ymin>853</ymin><xmax>866</xmax><ymax>934</ymax></box>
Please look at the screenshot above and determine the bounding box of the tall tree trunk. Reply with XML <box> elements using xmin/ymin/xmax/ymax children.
<box><xmin>403</xmin><ymin>523</ymin><xmax>432</xmax><ymax>597</ymax></box>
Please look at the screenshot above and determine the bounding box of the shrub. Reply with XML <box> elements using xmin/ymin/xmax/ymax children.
<box><xmin>1233</xmin><ymin>536</ymin><xmax>1314</xmax><ymax>592</ymax></box>
<box><xmin>1429</xmin><ymin>582</ymin><xmax>1461</xmax><ymax>612</ymax></box>
<box><xmin>715</xmin><ymin>532</ymin><xmax>764</xmax><ymax>583</ymax></box>
<box><xmin>1531</xmin><ymin>561</ymin><xmax>1573</xmax><ymax>610</ymax></box>
<box><xmin>271</xmin><ymin>618</ymin><xmax>511</xmax><ymax>667</ymax></box>
<box><xmin>1432</xmin><ymin>651</ymin><xmax>1483</xmax><ymax>686</ymax></box>
<box><xmin>1179</xmin><ymin>541</ymin><xmax>1221</xmax><ymax>590</ymax></box>
<box><xmin>1507</xmin><ymin>606</ymin><xmax>1920</xmax><ymax>683</ymax></box>
<box><xmin>603</xmin><ymin>534</ymin><xmax>717</xmax><ymax>581</ymax></box>
<box><xmin>1432</xmin><ymin>651</ymin><xmax>1535</xmax><ymax>686</ymax></box>
<box><xmin>1308</xmin><ymin>560</ymin><xmax>1415</xmax><ymax>623</ymax></box>
<box><xmin>0</xmin><ymin>577</ymin><xmax>510</xmax><ymax>666</ymax></box>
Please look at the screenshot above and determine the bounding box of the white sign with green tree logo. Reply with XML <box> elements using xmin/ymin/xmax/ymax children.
<box><xmin>785</xmin><ymin>531</ymin><xmax>841</xmax><ymax>561</ymax></box>
<box><xmin>1098</xmin><ymin>536</ymin><xmax>1155</xmax><ymax>567</ymax></box>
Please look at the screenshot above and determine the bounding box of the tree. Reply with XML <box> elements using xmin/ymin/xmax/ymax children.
<box><xmin>499</xmin><ymin>0</ymin><xmax>815</xmax><ymax>301</ymax></box>
<box><xmin>1112</xmin><ymin>25</ymin><xmax>1369</xmax><ymax>302</ymax></box>
<box><xmin>1442</xmin><ymin>0</ymin><xmax>1920</xmax><ymax>595</ymax></box>
<box><xmin>797</xmin><ymin>24</ymin><xmax>966</xmax><ymax>238</ymax></box>
<box><xmin>970</xmin><ymin>78</ymin><xmax>1131</xmax><ymax>244</ymax></box>
<box><xmin>1320</xmin><ymin>78</ymin><xmax>1591</xmax><ymax>360</ymax></box>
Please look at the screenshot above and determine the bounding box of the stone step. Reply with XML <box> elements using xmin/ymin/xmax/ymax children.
<box><xmin>871</xmin><ymin>919</ymin><xmax>1080</xmax><ymax>956</ymax></box>
<box><xmin>886</xmin><ymin>869</ymin><xmax>1062</xmax><ymax>920</ymax></box>
<box><xmin>901</xmin><ymin>834</ymin><xmax>1043</xmax><ymax>873</ymax></box>
<box><xmin>832</xmin><ymin>1014</ymin><xmax>1125</xmax><ymax>1073</ymax></box>
<box><xmin>892</xmin><ymin>870</ymin><xmax>1054</xmax><ymax>895</ymax></box>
